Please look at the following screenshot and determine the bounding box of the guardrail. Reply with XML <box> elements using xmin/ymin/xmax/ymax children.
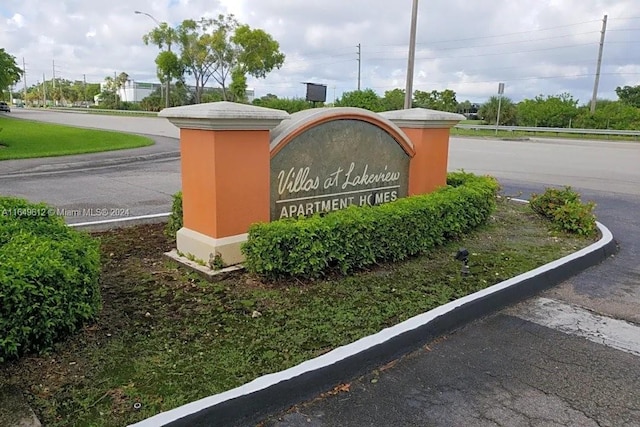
<box><xmin>455</xmin><ymin>124</ymin><xmax>640</xmax><ymax>138</ymax></box>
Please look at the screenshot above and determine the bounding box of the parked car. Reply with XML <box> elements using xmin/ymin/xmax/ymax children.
<box><xmin>0</xmin><ymin>102</ymin><xmax>10</xmax><ymax>112</ymax></box>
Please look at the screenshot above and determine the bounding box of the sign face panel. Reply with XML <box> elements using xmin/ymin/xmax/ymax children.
<box><xmin>270</xmin><ymin>119</ymin><xmax>410</xmax><ymax>220</ymax></box>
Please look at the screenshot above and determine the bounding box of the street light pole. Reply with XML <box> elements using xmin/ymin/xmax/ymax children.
<box><xmin>404</xmin><ymin>0</ymin><xmax>419</xmax><ymax>109</ymax></box>
<box><xmin>135</xmin><ymin>10</ymin><xmax>171</xmax><ymax>109</ymax></box>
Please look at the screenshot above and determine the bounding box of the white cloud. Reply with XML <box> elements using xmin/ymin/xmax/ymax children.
<box><xmin>0</xmin><ymin>0</ymin><xmax>637</xmax><ymax>103</ymax></box>
<box><xmin>8</xmin><ymin>13</ymin><xmax>25</xmax><ymax>28</ymax></box>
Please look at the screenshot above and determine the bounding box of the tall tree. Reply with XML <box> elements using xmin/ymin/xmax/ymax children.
<box><xmin>207</xmin><ymin>14</ymin><xmax>285</xmax><ymax>101</ymax></box>
<box><xmin>116</xmin><ymin>72</ymin><xmax>129</xmax><ymax>102</ymax></box>
<box><xmin>479</xmin><ymin>96</ymin><xmax>517</xmax><ymax>125</ymax></box>
<box><xmin>143</xmin><ymin>22</ymin><xmax>178</xmax><ymax>108</ymax></box>
<box><xmin>615</xmin><ymin>85</ymin><xmax>640</xmax><ymax>108</ymax></box>
<box><xmin>0</xmin><ymin>49</ymin><xmax>22</xmax><ymax>101</ymax></box>
<box><xmin>176</xmin><ymin>18</ymin><xmax>217</xmax><ymax>104</ymax></box>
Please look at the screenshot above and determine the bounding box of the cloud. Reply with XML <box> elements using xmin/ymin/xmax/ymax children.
<box><xmin>0</xmin><ymin>0</ymin><xmax>637</xmax><ymax>104</ymax></box>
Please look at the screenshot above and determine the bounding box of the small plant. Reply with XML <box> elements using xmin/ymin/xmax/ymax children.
<box><xmin>530</xmin><ymin>187</ymin><xmax>597</xmax><ymax>236</ymax></box>
<box><xmin>165</xmin><ymin>191</ymin><xmax>183</xmax><ymax>240</ymax></box>
<box><xmin>209</xmin><ymin>252</ymin><xmax>225</xmax><ymax>270</ymax></box>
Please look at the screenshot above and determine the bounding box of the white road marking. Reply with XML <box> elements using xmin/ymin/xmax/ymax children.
<box><xmin>514</xmin><ymin>298</ymin><xmax>640</xmax><ymax>356</ymax></box>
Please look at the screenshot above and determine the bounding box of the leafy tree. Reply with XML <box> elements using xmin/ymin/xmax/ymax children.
<box><xmin>140</xmin><ymin>93</ymin><xmax>163</xmax><ymax>112</ymax></box>
<box><xmin>209</xmin><ymin>15</ymin><xmax>285</xmax><ymax>101</ymax></box>
<box><xmin>457</xmin><ymin>100</ymin><xmax>472</xmax><ymax>114</ymax></box>
<box><xmin>413</xmin><ymin>89</ymin><xmax>458</xmax><ymax>112</ymax></box>
<box><xmin>98</xmin><ymin>75</ymin><xmax>119</xmax><ymax>109</ymax></box>
<box><xmin>140</xmin><ymin>83</ymin><xmax>193</xmax><ymax>111</ymax></box>
<box><xmin>0</xmin><ymin>49</ymin><xmax>22</xmax><ymax>101</ymax></box>
<box><xmin>252</xmin><ymin>95</ymin><xmax>315</xmax><ymax>113</ymax></box>
<box><xmin>517</xmin><ymin>93</ymin><xmax>579</xmax><ymax>127</ymax></box>
<box><xmin>381</xmin><ymin>88</ymin><xmax>405</xmax><ymax>111</ymax></box>
<box><xmin>615</xmin><ymin>85</ymin><xmax>640</xmax><ymax>108</ymax></box>
<box><xmin>229</xmin><ymin>68</ymin><xmax>247</xmax><ymax>102</ymax></box>
<box><xmin>335</xmin><ymin>89</ymin><xmax>383</xmax><ymax>112</ymax></box>
<box><xmin>479</xmin><ymin>96</ymin><xmax>517</xmax><ymax>125</ymax></box>
<box><xmin>175</xmin><ymin>15</ymin><xmax>284</xmax><ymax>104</ymax></box>
<box><xmin>143</xmin><ymin>22</ymin><xmax>179</xmax><ymax>107</ymax></box>
<box><xmin>116</xmin><ymin>72</ymin><xmax>129</xmax><ymax>103</ymax></box>
<box><xmin>176</xmin><ymin>18</ymin><xmax>218</xmax><ymax>104</ymax></box>
<box><xmin>573</xmin><ymin>100</ymin><xmax>640</xmax><ymax>130</ymax></box>
<box><xmin>200</xmin><ymin>89</ymin><xmax>224</xmax><ymax>103</ymax></box>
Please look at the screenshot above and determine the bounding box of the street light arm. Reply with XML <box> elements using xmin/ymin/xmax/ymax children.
<box><xmin>134</xmin><ymin>10</ymin><xmax>161</xmax><ymax>26</ymax></box>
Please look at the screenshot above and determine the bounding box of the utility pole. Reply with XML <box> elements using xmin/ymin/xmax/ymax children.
<box><xmin>52</xmin><ymin>60</ymin><xmax>56</xmax><ymax>105</ymax></box>
<box><xmin>590</xmin><ymin>14</ymin><xmax>608</xmax><ymax>114</ymax></box>
<box><xmin>42</xmin><ymin>73</ymin><xmax>47</xmax><ymax>107</ymax></box>
<box><xmin>404</xmin><ymin>0</ymin><xmax>419</xmax><ymax>109</ymax></box>
<box><xmin>357</xmin><ymin>43</ymin><xmax>362</xmax><ymax>91</ymax></box>
<box><xmin>83</xmin><ymin>74</ymin><xmax>87</xmax><ymax>105</ymax></box>
<box><xmin>114</xmin><ymin>71</ymin><xmax>118</xmax><ymax>109</ymax></box>
<box><xmin>22</xmin><ymin>58</ymin><xmax>27</xmax><ymax>105</ymax></box>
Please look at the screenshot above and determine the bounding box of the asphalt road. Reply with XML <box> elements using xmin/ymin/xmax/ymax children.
<box><xmin>0</xmin><ymin>109</ymin><xmax>180</xmax><ymax>223</ymax></box>
<box><xmin>2</xmin><ymin>109</ymin><xmax>640</xmax><ymax>426</ymax></box>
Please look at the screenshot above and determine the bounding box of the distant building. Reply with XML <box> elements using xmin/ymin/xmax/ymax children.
<box><xmin>97</xmin><ymin>79</ymin><xmax>255</xmax><ymax>104</ymax></box>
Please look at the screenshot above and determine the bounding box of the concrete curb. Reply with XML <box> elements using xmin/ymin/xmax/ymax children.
<box><xmin>0</xmin><ymin>151</ymin><xmax>180</xmax><ymax>179</ymax></box>
<box><xmin>129</xmin><ymin>217</ymin><xmax>617</xmax><ymax>427</ymax></box>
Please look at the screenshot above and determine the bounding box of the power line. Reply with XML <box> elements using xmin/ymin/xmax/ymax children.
<box><xmin>368</xmin><ymin>42</ymin><xmax>597</xmax><ymax>62</ymax></box>
<box><xmin>365</xmin><ymin>31</ymin><xmax>601</xmax><ymax>55</ymax></box>
<box><xmin>376</xmin><ymin>19</ymin><xmax>602</xmax><ymax>48</ymax></box>
<box><xmin>609</xmin><ymin>16</ymin><xmax>640</xmax><ymax>21</ymax></box>
<box><xmin>277</xmin><ymin>20</ymin><xmax>604</xmax><ymax>64</ymax></box>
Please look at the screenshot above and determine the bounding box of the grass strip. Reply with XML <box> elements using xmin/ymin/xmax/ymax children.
<box><xmin>451</xmin><ymin>126</ymin><xmax>640</xmax><ymax>142</ymax></box>
<box><xmin>0</xmin><ymin>116</ymin><xmax>153</xmax><ymax>160</ymax></box>
<box><xmin>0</xmin><ymin>198</ymin><xmax>594</xmax><ymax>427</ymax></box>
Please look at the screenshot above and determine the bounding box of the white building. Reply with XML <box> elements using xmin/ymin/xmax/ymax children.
<box><xmin>97</xmin><ymin>79</ymin><xmax>255</xmax><ymax>104</ymax></box>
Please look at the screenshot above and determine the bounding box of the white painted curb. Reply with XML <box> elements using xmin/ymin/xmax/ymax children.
<box><xmin>68</xmin><ymin>212</ymin><xmax>171</xmax><ymax>229</ymax></box>
<box><xmin>129</xmin><ymin>215</ymin><xmax>614</xmax><ymax>427</ymax></box>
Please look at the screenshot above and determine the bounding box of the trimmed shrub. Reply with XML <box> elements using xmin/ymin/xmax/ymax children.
<box><xmin>0</xmin><ymin>197</ymin><xmax>101</xmax><ymax>361</ymax></box>
<box><xmin>242</xmin><ymin>172</ymin><xmax>499</xmax><ymax>279</ymax></box>
<box><xmin>529</xmin><ymin>187</ymin><xmax>597</xmax><ymax>237</ymax></box>
<box><xmin>165</xmin><ymin>191</ymin><xmax>183</xmax><ymax>240</ymax></box>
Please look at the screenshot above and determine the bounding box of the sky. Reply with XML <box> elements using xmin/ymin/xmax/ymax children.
<box><xmin>1</xmin><ymin>0</ymin><xmax>639</xmax><ymax>105</ymax></box>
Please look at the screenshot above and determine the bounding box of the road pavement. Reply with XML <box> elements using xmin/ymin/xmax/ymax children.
<box><xmin>0</xmin><ymin>109</ymin><xmax>180</xmax><ymax>223</ymax></box>
<box><xmin>2</xmin><ymin>110</ymin><xmax>640</xmax><ymax>426</ymax></box>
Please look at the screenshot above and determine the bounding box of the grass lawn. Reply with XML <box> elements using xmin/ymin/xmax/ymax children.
<box><xmin>451</xmin><ymin>126</ymin><xmax>640</xmax><ymax>142</ymax></box>
<box><xmin>0</xmin><ymin>198</ymin><xmax>595</xmax><ymax>427</ymax></box>
<box><xmin>0</xmin><ymin>115</ymin><xmax>153</xmax><ymax>160</ymax></box>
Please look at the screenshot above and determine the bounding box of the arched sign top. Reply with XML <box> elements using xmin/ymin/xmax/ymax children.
<box><xmin>269</xmin><ymin>107</ymin><xmax>416</xmax><ymax>220</ymax></box>
<box><xmin>270</xmin><ymin>107</ymin><xmax>416</xmax><ymax>158</ymax></box>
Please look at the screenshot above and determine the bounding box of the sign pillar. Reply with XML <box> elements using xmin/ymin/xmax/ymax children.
<box><xmin>159</xmin><ymin>102</ymin><xmax>290</xmax><ymax>266</ymax></box>
<box><xmin>381</xmin><ymin>108</ymin><xmax>465</xmax><ymax>195</ymax></box>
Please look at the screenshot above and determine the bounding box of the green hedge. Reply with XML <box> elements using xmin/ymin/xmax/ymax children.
<box><xmin>0</xmin><ymin>197</ymin><xmax>101</xmax><ymax>361</ymax></box>
<box><xmin>530</xmin><ymin>186</ymin><xmax>597</xmax><ymax>237</ymax></box>
<box><xmin>242</xmin><ymin>172</ymin><xmax>499</xmax><ymax>279</ymax></box>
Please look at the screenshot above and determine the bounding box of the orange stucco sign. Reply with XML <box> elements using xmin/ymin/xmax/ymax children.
<box><xmin>160</xmin><ymin>102</ymin><xmax>463</xmax><ymax>266</ymax></box>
